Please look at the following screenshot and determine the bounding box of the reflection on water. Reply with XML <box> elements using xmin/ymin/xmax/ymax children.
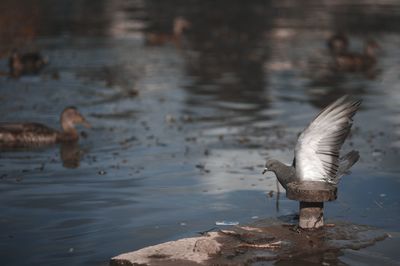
<box><xmin>60</xmin><ymin>142</ymin><xmax>84</xmax><ymax>169</ymax></box>
<box><xmin>1</xmin><ymin>0</ymin><xmax>400</xmax><ymax>265</ymax></box>
<box><xmin>0</xmin><ymin>142</ymin><xmax>84</xmax><ymax>170</ymax></box>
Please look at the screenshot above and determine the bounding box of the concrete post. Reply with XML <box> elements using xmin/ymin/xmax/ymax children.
<box><xmin>286</xmin><ymin>181</ymin><xmax>337</xmax><ymax>229</ymax></box>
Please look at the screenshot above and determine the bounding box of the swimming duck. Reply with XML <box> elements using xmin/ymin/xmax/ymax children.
<box><xmin>332</xmin><ymin>40</ymin><xmax>380</xmax><ymax>72</ymax></box>
<box><xmin>0</xmin><ymin>107</ymin><xmax>90</xmax><ymax>147</ymax></box>
<box><xmin>9</xmin><ymin>50</ymin><xmax>48</xmax><ymax>78</ymax></box>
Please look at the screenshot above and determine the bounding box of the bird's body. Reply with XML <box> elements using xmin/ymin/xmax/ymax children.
<box><xmin>264</xmin><ymin>160</ymin><xmax>296</xmax><ymax>190</ymax></box>
<box><xmin>0</xmin><ymin>123</ymin><xmax>58</xmax><ymax>147</ymax></box>
<box><xmin>334</xmin><ymin>51</ymin><xmax>376</xmax><ymax>72</ymax></box>
<box><xmin>0</xmin><ymin>107</ymin><xmax>90</xmax><ymax>148</ymax></box>
<box><xmin>263</xmin><ymin>96</ymin><xmax>361</xmax><ymax>189</ymax></box>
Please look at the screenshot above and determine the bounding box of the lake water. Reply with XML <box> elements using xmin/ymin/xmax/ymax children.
<box><xmin>0</xmin><ymin>0</ymin><xmax>400</xmax><ymax>265</ymax></box>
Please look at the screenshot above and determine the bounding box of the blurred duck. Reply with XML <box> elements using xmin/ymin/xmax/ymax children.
<box><xmin>333</xmin><ymin>40</ymin><xmax>380</xmax><ymax>72</ymax></box>
<box><xmin>0</xmin><ymin>107</ymin><xmax>90</xmax><ymax>147</ymax></box>
<box><xmin>327</xmin><ymin>34</ymin><xmax>380</xmax><ymax>72</ymax></box>
<box><xmin>145</xmin><ymin>17</ymin><xmax>191</xmax><ymax>46</ymax></box>
<box><xmin>9</xmin><ymin>50</ymin><xmax>48</xmax><ymax>77</ymax></box>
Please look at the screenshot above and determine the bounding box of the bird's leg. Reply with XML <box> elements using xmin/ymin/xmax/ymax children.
<box><xmin>276</xmin><ymin>179</ymin><xmax>280</xmax><ymax>194</ymax></box>
<box><xmin>275</xmin><ymin>179</ymin><xmax>280</xmax><ymax>212</ymax></box>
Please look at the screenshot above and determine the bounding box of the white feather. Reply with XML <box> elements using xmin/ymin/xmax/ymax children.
<box><xmin>294</xmin><ymin>96</ymin><xmax>361</xmax><ymax>182</ymax></box>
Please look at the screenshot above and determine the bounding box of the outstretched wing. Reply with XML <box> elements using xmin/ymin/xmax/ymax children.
<box><xmin>294</xmin><ymin>96</ymin><xmax>361</xmax><ymax>182</ymax></box>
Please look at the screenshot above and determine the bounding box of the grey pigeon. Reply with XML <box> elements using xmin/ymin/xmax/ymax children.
<box><xmin>263</xmin><ymin>95</ymin><xmax>361</xmax><ymax>189</ymax></box>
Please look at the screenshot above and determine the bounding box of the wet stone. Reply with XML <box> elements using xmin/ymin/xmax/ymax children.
<box><xmin>110</xmin><ymin>219</ymin><xmax>388</xmax><ymax>266</ymax></box>
<box><xmin>299</xmin><ymin>201</ymin><xmax>324</xmax><ymax>229</ymax></box>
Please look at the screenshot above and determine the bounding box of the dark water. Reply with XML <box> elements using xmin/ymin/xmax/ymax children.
<box><xmin>1</xmin><ymin>1</ymin><xmax>400</xmax><ymax>265</ymax></box>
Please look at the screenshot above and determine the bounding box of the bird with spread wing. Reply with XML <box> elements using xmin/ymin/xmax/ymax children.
<box><xmin>263</xmin><ymin>95</ymin><xmax>361</xmax><ymax>189</ymax></box>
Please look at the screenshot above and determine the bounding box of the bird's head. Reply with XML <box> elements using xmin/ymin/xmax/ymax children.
<box><xmin>262</xmin><ymin>159</ymin><xmax>280</xmax><ymax>174</ymax></box>
<box><xmin>364</xmin><ymin>39</ymin><xmax>381</xmax><ymax>57</ymax></box>
<box><xmin>60</xmin><ymin>106</ymin><xmax>91</xmax><ymax>132</ymax></box>
<box><xmin>327</xmin><ymin>33</ymin><xmax>349</xmax><ymax>54</ymax></box>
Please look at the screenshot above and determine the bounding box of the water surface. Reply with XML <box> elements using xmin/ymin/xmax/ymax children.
<box><xmin>0</xmin><ymin>1</ymin><xmax>400</xmax><ymax>265</ymax></box>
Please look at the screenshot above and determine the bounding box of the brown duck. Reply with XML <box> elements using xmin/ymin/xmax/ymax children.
<box><xmin>0</xmin><ymin>107</ymin><xmax>90</xmax><ymax>147</ymax></box>
<box><xmin>9</xmin><ymin>50</ymin><xmax>48</xmax><ymax>78</ymax></box>
<box><xmin>332</xmin><ymin>40</ymin><xmax>380</xmax><ymax>72</ymax></box>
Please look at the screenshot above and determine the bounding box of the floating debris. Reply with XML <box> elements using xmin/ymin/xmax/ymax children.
<box><xmin>215</xmin><ymin>221</ymin><xmax>239</xmax><ymax>226</ymax></box>
<box><xmin>165</xmin><ymin>114</ymin><xmax>176</xmax><ymax>123</ymax></box>
<box><xmin>373</xmin><ymin>200</ymin><xmax>383</xmax><ymax>208</ymax></box>
<box><xmin>195</xmin><ymin>164</ymin><xmax>205</xmax><ymax>169</ymax></box>
<box><xmin>181</xmin><ymin>115</ymin><xmax>194</xmax><ymax>123</ymax></box>
<box><xmin>372</xmin><ymin>149</ymin><xmax>384</xmax><ymax>157</ymax></box>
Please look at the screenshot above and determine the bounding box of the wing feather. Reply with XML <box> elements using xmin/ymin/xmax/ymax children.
<box><xmin>295</xmin><ymin>95</ymin><xmax>361</xmax><ymax>182</ymax></box>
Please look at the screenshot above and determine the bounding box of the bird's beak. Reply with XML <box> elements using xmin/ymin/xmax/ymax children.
<box><xmin>262</xmin><ymin>167</ymin><xmax>268</xmax><ymax>174</ymax></box>
<box><xmin>81</xmin><ymin>119</ymin><xmax>91</xmax><ymax>129</ymax></box>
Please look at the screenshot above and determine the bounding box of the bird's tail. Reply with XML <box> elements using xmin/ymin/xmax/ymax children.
<box><xmin>328</xmin><ymin>150</ymin><xmax>359</xmax><ymax>184</ymax></box>
<box><xmin>337</xmin><ymin>150</ymin><xmax>360</xmax><ymax>179</ymax></box>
